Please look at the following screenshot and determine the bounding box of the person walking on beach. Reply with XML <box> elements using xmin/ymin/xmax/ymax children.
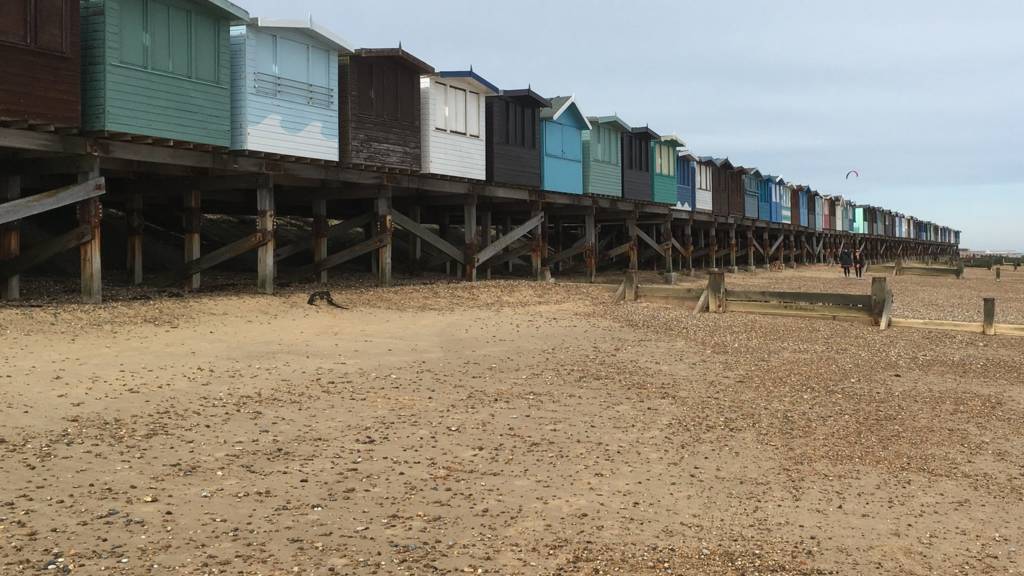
<box><xmin>853</xmin><ymin>250</ymin><xmax>865</xmax><ymax>278</ymax></box>
<box><xmin>839</xmin><ymin>249</ymin><xmax>853</xmax><ymax>278</ymax></box>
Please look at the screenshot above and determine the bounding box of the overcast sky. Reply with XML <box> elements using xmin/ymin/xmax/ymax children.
<box><xmin>241</xmin><ymin>0</ymin><xmax>1023</xmax><ymax>251</ymax></box>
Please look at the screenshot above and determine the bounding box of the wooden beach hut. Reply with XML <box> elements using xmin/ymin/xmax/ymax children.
<box><xmin>339</xmin><ymin>47</ymin><xmax>434</xmax><ymax>171</ymax></box>
<box><xmin>652</xmin><ymin>135</ymin><xmax>685</xmax><ymax>205</ymax></box>
<box><xmin>694</xmin><ymin>156</ymin><xmax>714</xmax><ymax>213</ymax></box>
<box><xmin>622</xmin><ymin>126</ymin><xmax>657</xmax><ymax>201</ymax></box>
<box><xmin>539</xmin><ymin>95</ymin><xmax>590</xmax><ymax>194</ymax></box>
<box><xmin>676</xmin><ymin>151</ymin><xmax>697</xmax><ymax>211</ymax></box>
<box><xmin>420</xmin><ymin>69</ymin><xmax>499</xmax><ymax>179</ymax></box>
<box><xmin>742</xmin><ymin>168</ymin><xmax>761</xmax><ymax>219</ymax></box>
<box><xmin>583</xmin><ymin>115</ymin><xmax>629</xmax><ymax>197</ymax></box>
<box><xmin>80</xmin><ymin>0</ymin><xmax>250</xmax><ymax>147</ymax></box>
<box><xmin>485</xmin><ymin>88</ymin><xmax>548</xmax><ymax>188</ymax></box>
<box><xmin>230</xmin><ymin>17</ymin><xmax>352</xmax><ymax>161</ymax></box>
<box><xmin>1</xmin><ymin>0</ymin><xmax>80</xmax><ymax>130</ymax></box>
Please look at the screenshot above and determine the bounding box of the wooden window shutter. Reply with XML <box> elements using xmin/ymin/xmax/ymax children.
<box><xmin>0</xmin><ymin>0</ymin><xmax>30</xmax><ymax>45</ymax></box>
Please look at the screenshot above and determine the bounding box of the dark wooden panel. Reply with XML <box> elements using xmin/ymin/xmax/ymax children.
<box><xmin>339</xmin><ymin>54</ymin><xmax>422</xmax><ymax>171</ymax></box>
<box><xmin>485</xmin><ymin>95</ymin><xmax>541</xmax><ymax>188</ymax></box>
<box><xmin>0</xmin><ymin>0</ymin><xmax>79</xmax><ymax>128</ymax></box>
<box><xmin>621</xmin><ymin>131</ymin><xmax>651</xmax><ymax>201</ymax></box>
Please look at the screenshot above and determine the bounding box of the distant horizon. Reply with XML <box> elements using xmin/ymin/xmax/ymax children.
<box><xmin>235</xmin><ymin>0</ymin><xmax>1022</xmax><ymax>250</ymax></box>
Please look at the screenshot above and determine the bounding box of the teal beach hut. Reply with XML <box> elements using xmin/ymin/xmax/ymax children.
<box><xmin>652</xmin><ymin>135</ymin><xmax>684</xmax><ymax>205</ymax></box>
<box><xmin>583</xmin><ymin>115</ymin><xmax>629</xmax><ymax>197</ymax></box>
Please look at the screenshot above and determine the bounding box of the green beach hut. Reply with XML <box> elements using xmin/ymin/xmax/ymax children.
<box><xmin>80</xmin><ymin>0</ymin><xmax>249</xmax><ymax>147</ymax></box>
<box><xmin>582</xmin><ymin>115</ymin><xmax>629</xmax><ymax>197</ymax></box>
<box><xmin>652</xmin><ymin>134</ymin><xmax>685</xmax><ymax>205</ymax></box>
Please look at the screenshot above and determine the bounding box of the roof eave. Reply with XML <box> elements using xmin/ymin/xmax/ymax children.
<box><xmin>248</xmin><ymin>17</ymin><xmax>354</xmax><ymax>53</ymax></box>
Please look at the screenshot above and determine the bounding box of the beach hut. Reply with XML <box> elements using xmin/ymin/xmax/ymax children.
<box><xmin>582</xmin><ymin>115</ymin><xmax>629</xmax><ymax>197</ymax></box>
<box><xmin>676</xmin><ymin>151</ymin><xmax>697</xmax><ymax>211</ymax></box>
<box><xmin>694</xmin><ymin>157</ymin><xmax>714</xmax><ymax>213</ymax></box>
<box><xmin>757</xmin><ymin>174</ymin><xmax>773</xmax><ymax>221</ymax></box>
<box><xmin>743</xmin><ymin>168</ymin><xmax>761</xmax><ymax>219</ymax></box>
<box><xmin>1</xmin><ymin>0</ymin><xmax>80</xmax><ymax>130</ymax></box>
<box><xmin>814</xmin><ymin>193</ymin><xmax>824</xmax><ymax>231</ymax></box>
<box><xmin>806</xmin><ymin>188</ymin><xmax>816</xmax><ymax>230</ymax></box>
<box><xmin>230</xmin><ymin>17</ymin><xmax>352</xmax><ymax>161</ymax></box>
<box><xmin>822</xmin><ymin>196</ymin><xmax>833</xmax><ymax>230</ymax></box>
<box><xmin>771</xmin><ymin>176</ymin><xmax>786</xmax><ymax>223</ymax></box>
<box><xmin>485</xmin><ymin>88</ymin><xmax>548</xmax><ymax>188</ymax></box>
<box><xmin>781</xmin><ymin>181</ymin><xmax>794</xmax><ymax>224</ymax></box>
<box><xmin>652</xmin><ymin>135</ymin><xmax>685</xmax><ymax>205</ymax></box>
<box><xmin>540</xmin><ymin>95</ymin><xmax>591</xmax><ymax>194</ymax></box>
<box><xmin>791</xmin><ymin>185</ymin><xmax>809</xmax><ymax>227</ymax></box>
<box><xmin>80</xmin><ymin>0</ymin><xmax>250</xmax><ymax>147</ymax></box>
<box><xmin>622</xmin><ymin>126</ymin><xmax>657</xmax><ymax>201</ymax></box>
<box><xmin>339</xmin><ymin>47</ymin><xmax>434</xmax><ymax>171</ymax></box>
<box><xmin>420</xmin><ymin>69</ymin><xmax>499</xmax><ymax>179</ymax></box>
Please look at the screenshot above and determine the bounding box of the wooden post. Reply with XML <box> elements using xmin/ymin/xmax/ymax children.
<box><xmin>870</xmin><ymin>276</ymin><xmax>887</xmax><ymax>326</ymax></box>
<box><xmin>375</xmin><ymin>190</ymin><xmax>392</xmax><ymax>287</ymax></box>
<box><xmin>707</xmin><ymin>270</ymin><xmax>725</xmax><ymax>313</ymax></box>
<box><xmin>532</xmin><ymin>202</ymin><xmax>545</xmax><ymax>280</ymax></box>
<box><xmin>1</xmin><ymin>176</ymin><xmax>21</xmax><ymax>300</ymax></box>
<box><xmin>663</xmin><ymin>216</ymin><xmax>675</xmax><ymax>281</ymax></box>
<box><xmin>504</xmin><ymin>215</ymin><xmax>514</xmax><ymax>274</ymax></box>
<box><xmin>626</xmin><ymin>216</ymin><xmax>638</xmax><ymax>272</ymax></box>
<box><xmin>463</xmin><ymin>196</ymin><xmax>478</xmax><ymax>282</ymax></box>
<box><xmin>624</xmin><ymin>269</ymin><xmax>637</xmax><ymax>301</ymax></box>
<box><xmin>312</xmin><ymin>198</ymin><xmax>328</xmax><ymax>284</ymax></box>
<box><xmin>788</xmin><ymin>231</ymin><xmax>796</xmax><ymax>268</ymax></box>
<box><xmin>77</xmin><ymin>165</ymin><xmax>102</xmax><ymax>304</ymax></box>
<box><xmin>584</xmin><ymin>210</ymin><xmax>597</xmax><ymax>283</ymax></box>
<box><xmin>480</xmin><ymin>209</ymin><xmax>492</xmax><ymax>280</ymax></box>
<box><xmin>126</xmin><ymin>193</ymin><xmax>143</xmax><ymax>286</ymax></box>
<box><xmin>728</xmin><ymin>224</ymin><xmax>737</xmax><ymax>273</ymax></box>
<box><xmin>762</xmin><ymin>229</ymin><xmax>770</xmax><ymax>270</ymax></box>
<box><xmin>183</xmin><ymin>190</ymin><xmax>201</xmax><ymax>291</ymax></box>
<box><xmin>983</xmin><ymin>298</ymin><xmax>996</xmax><ymax>336</ymax></box>
<box><xmin>684</xmin><ymin>219</ymin><xmax>693</xmax><ymax>276</ymax></box>
<box><xmin>256</xmin><ymin>176</ymin><xmax>275</xmax><ymax>294</ymax></box>
<box><xmin>441</xmin><ymin>212</ymin><xmax>452</xmax><ymax>276</ymax></box>
<box><xmin>746</xmin><ymin>228</ymin><xmax>755</xmax><ymax>272</ymax></box>
<box><xmin>709</xmin><ymin>222</ymin><xmax>718</xmax><ymax>270</ymax></box>
<box><xmin>995</xmin><ymin>267</ymin><xmax>1001</xmax><ymax>282</ymax></box>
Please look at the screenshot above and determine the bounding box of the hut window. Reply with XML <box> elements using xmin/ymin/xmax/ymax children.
<box><xmin>447</xmin><ymin>86</ymin><xmax>467</xmax><ymax>134</ymax></box>
<box><xmin>119</xmin><ymin>0</ymin><xmax>221</xmax><ymax>83</ymax></box>
<box><xmin>119</xmin><ymin>0</ymin><xmax>146</xmax><ymax>66</ymax></box>
<box><xmin>467</xmin><ymin>92</ymin><xmax>480</xmax><ymax>137</ymax></box>
<box><xmin>35</xmin><ymin>0</ymin><xmax>66</xmax><ymax>53</ymax></box>
<box><xmin>278</xmin><ymin>37</ymin><xmax>310</xmax><ymax>83</ymax></box>
<box><xmin>432</xmin><ymin>81</ymin><xmax>447</xmax><ymax>130</ymax></box>
<box><xmin>1</xmin><ymin>0</ymin><xmax>68</xmax><ymax>53</ymax></box>
<box><xmin>193</xmin><ymin>14</ymin><xmax>218</xmax><ymax>82</ymax></box>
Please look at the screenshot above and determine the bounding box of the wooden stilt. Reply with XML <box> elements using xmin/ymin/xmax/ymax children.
<box><xmin>441</xmin><ymin>212</ymin><xmax>451</xmax><ymax>276</ymax></box>
<box><xmin>626</xmin><ymin>216</ymin><xmax>638</xmax><ymax>272</ymax></box>
<box><xmin>375</xmin><ymin>190</ymin><xmax>392</xmax><ymax>287</ymax></box>
<box><xmin>663</xmin><ymin>216</ymin><xmax>675</xmax><ymax>282</ymax></box>
<box><xmin>728</xmin><ymin>224</ymin><xmax>737</xmax><ymax>273</ymax></box>
<box><xmin>504</xmin><ymin>215</ymin><xmax>514</xmax><ymax>274</ymax></box>
<box><xmin>463</xmin><ymin>196</ymin><xmax>478</xmax><ymax>282</ymax></box>
<box><xmin>684</xmin><ymin>219</ymin><xmax>693</xmax><ymax>275</ymax></box>
<box><xmin>256</xmin><ymin>176</ymin><xmax>275</xmax><ymax>294</ymax></box>
<box><xmin>707</xmin><ymin>270</ymin><xmax>725</xmax><ymax>313</ymax></box>
<box><xmin>126</xmin><ymin>193</ymin><xmax>143</xmax><ymax>286</ymax></box>
<box><xmin>480</xmin><ymin>210</ymin><xmax>491</xmax><ymax>280</ymax></box>
<box><xmin>709</xmin><ymin>222</ymin><xmax>718</xmax><ymax>270</ymax></box>
<box><xmin>584</xmin><ymin>209</ymin><xmax>597</xmax><ymax>282</ymax></box>
<box><xmin>746</xmin><ymin>228</ymin><xmax>755</xmax><ymax>272</ymax></box>
<box><xmin>532</xmin><ymin>202</ymin><xmax>545</xmax><ymax>280</ymax></box>
<box><xmin>788</xmin><ymin>231</ymin><xmax>797</xmax><ymax>268</ymax></box>
<box><xmin>762</xmin><ymin>229</ymin><xmax>770</xmax><ymax>270</ymax></box>
<box><xmin>409</xmin><ymin>205</ymin><xmax>422</xmax><ymax>274</ymax></box>
<box><xmin>184</xmin><ymin>190</ymin><xmax>201</xmax><ymax>291</ymax></box>
<box><xmin>1</xmin><ymin>176</ymin><xmax>21</xmax><ymax>300</ymax></box>
<box><xmin>312</xmin><ymin>198</ymin><xmax>328</xmax><ymax>284</ymax></box>
<box><xmin>77</xmin><ymin>165</ymin><xmax>102</xmax><ymax>304</ymax></box>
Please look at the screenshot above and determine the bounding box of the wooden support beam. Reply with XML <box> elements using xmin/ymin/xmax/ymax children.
<box><xmin>375</xmin><ymin>191</ymin><xmax>393</xmax><ymax>286</ymax></box>
<box><xmin>870</xmin><ymin>276</ymin><xmax>888</xmax><ymax>327</ymax></box>
<box><xmin>629</xmin><ymin>222</ymin><xmax>661</xmax><ymax>254</ymax></box>
<box><xmin>769</xmin><ymin>234</ymin><xmax>784</xmax><ymax>257</ymax></box>
<box><xmin>548</xmin><ymin>237</ymin><xmax>588</xmax><ymax>267</ymax></box>
<box><xmin>181</xmin><ymin>231</ymin><xmax>271</xmax><ymax>280</ymax></box>
<box><xmin>312</xmin><ymin>198</ymin><xmax>328</xmax><ymax>284</ymax></box>
<box><xmin>0</xmin><ymin>177</ymin><xmax>106</xmax><ymax>225</ymax></box>
<box><xmin>392</xmin><ymin>207</ymin><xmax>464</xmax><ymax>265</ymax></box>
<box><xmin>77</xmin><ymin>166</ymin><xmax>102</xmax><ymax>303</ymax></box>
<box><xmin>0</xmin><ymin>225</ymin><xmax>91</xmax><ymax>280</ymax></box>
<box><xmin>684</xmin><ymin>220</ymin><xmax>693</xmax><ymax>274</ymax></box>
<box><xmin>532</xmin><ymin>203</ymin><xmax>546</xmax><ymax>280</ymax></box>
<box><xmin>126</xmin><ymin>193</ymin><xmax>143</xmax><ymax>286</ymax></box>
<box><xmin>256</xmin><ymin>175</ymin><xmax>275</xmax><ymax>294</ymax></box>
<box><xmin>627</xmin><ymin>217</ymin><xmax>639</xmax><ymax>271</ymax></box>
<box><xmin>463</xmin><ymin>196</ymin><xmax>478</xmax><ymax>282</ymax></box>
<box><xmin>1</xmin><ymin>176</ymin><xmax>21</xmax><ymax>300</ymax></box>
<box><xmin>183</xmin><ymin>190</ymin><xmax>201</xmax><ymax>291</ymax></box>
<box><xmin>408</xmin><ymin>205</ymin><xmax>422</xmax><ymax>274</ymax></box>
<box><xmin>709</xmin><ymin>223</ymin><xmax>718</xmax><ymax>269</ymax></box>
<box><xmin>473</xmin><ymin>212</ymin><xmax>544</xmax><ymax>266</ymax></box>
<box><xmin>707</xmin><ymin>271</ymin><xmax>725</xmax><ymax>312</ymax></box>
<box><xmin>664</xmin><ymin>217</ymin><xmax>675</xmax><ymax>276</ymax></box>
<box><xmin>584</xmin><ymin>210</ymin><xmax>597</xmax><ymax>282</ymax></box>
<box><xmin>275</xmin><ymin>212</ymin><xmax>373</xmax><ymax>262</ymax></box>
<box><xmin>480</xmin><ymin>210</ymin><xmax>492</xmax><ymax>279</ymax></box>
<box><xmin>488</xmin><ymin>240</ymin><xmax>533</xmax><ymax>271</ymax></box>
<box><xmin>728</xmin><ymin>225</ymin><xmax>737</xmax><ymax>272</ymax></box>
<box><xmin>297</xmin><ymin>235</ymin><xmax>389</xmax><ymax>277</ymax></box>
<box><xmin>746</xmin><ymin>229</ymin><xmax>755</xmax><ymax>271</ymax></box>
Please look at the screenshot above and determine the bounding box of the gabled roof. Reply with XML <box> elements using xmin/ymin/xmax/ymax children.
<box><xmin>354</xmin><ymin>47</ymin><xmax>434</xmax><ymax>74</ymax></box>
<box><xmin>588</xmin><ymin>115</ymin><xmax>632</xmax><ymax>131</ymax></box>
<box><xmin>499</xmin><ymin>88</ymin><xmax>550</xmax><ymax>108</ymax></box>
<box><xmin>678</xmin><ymin>150</ymin><xmax>698</xmax><ymax>161</ymax></box>
<box><xmin>629</xmin><ymin>126</ymin><xmax>660</xmax><ymax>138</ymax></box>
<box><xmin>438</xmin><ymin>70</ymin><xmax>499</xmax><ymax>95</ymax></box>
<box><xmin>541</xmin><ymin>95</ymin><xmax>592</xmax><ymax>129</ymax></box>
<box><xmin>659</xmin><ymin>134</ymin><xmax>686</xmax><ymax>148</ymax></box>
<box><xmin>204</xmin><ymin>0</ymin><xmax>249</xmax><ymax>20</ymax></box>
<box><xmin>248</xmin><ymin>16</ymin><xmax>353</xmax><ymax>53</ymax></box>
<box><xmin>701</xmin><ymin>156</ymin><xmax>734</xmax><ymax>169</ymax></box>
